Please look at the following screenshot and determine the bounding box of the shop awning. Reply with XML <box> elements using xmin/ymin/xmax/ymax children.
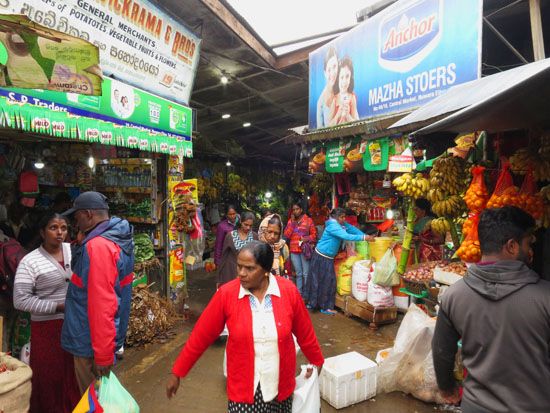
<box><xmin>0</xmin><ymin>95</ymin><xmax>193</xmax><ymax>157</ymax></box>
<box><xmin>391</xmin><ymin>58</ymin><xmax>550</xmax><ymax>135</ymax></box>
<box><xmin>283</xmin><ymin>112</ymin><xmax>411</xmax><ymax>144</ymax></box>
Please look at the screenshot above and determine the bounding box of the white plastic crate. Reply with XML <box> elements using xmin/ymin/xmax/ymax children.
<box><xmin>319</xmin><ymin>351</ymin><xmax>377</xmax><ymax>409</ymax></box>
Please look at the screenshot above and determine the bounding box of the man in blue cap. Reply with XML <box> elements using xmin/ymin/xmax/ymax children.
<box><xmin>61</xmin><ymin>191</ymin><xmax>134</xmax><ymax>394</ymax></box>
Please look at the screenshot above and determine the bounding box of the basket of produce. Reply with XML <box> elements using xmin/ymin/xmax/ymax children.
<box><xmin>402</xmin><ymin>261</ymin><xmax>440</xmax><ymax>295</ymax></box>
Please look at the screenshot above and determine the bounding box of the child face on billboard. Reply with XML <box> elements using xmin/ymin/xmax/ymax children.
<box><xmin>338</xmin><ymin>66</ymin><xmax>352</xmax><ymax>94</ymax></box>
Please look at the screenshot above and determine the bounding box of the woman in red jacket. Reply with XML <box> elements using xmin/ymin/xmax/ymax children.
<box><xmin>166</xmin><ymin>241</ymin><xmax>324</xmax><ymax>411</ymax></box>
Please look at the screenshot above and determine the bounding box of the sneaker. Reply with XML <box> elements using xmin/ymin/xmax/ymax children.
<box><xmin>320</xmin><ymin>309</ymin><xmax>337</xmax><ymax>315</ymax></box>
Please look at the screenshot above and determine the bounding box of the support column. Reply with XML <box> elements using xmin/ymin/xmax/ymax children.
<box><xmin>529</xmin><ymin>0</ymin><xmax>546</xmax><ymax>61</ymax></box>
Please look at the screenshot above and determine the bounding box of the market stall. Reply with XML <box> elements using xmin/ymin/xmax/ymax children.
<box><xmin>0</xmin><ymin>78</ymin><xmax>194</xmax><ymax>355</ymax></box>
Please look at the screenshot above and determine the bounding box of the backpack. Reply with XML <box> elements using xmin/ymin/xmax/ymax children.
<box><xmin>0</xmin><ymin>238</ymin><xmax>27</xmax><ymax>294</ymax></box>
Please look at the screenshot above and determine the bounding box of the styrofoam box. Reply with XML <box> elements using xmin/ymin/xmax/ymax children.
<box><xmin>319</xmin><ymin>351</ymin><xmax>377</xmax><ymax>409</ymax></box>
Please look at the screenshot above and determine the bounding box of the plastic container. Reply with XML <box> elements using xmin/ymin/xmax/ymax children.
<box><xmin>368</xmin><ymin>237</ymin><xmax>393</xmax><ymax>262</ymax></box>
<box><xmin>319</xmin><ymin>351</ymin><xmax>377</xmax><ymax>409</ymax></box>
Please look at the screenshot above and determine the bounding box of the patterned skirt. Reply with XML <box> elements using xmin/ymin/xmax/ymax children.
<box><xmin>227</xmin><ymin>385</ymin><xmax>292</xmax><ymax>413</ymax></box>
<box><xmin>304</xmin><ymin>250</ymin><xmax>336</xmax><ymax>310</ymax></box>
<box><xmin>30</xmin><ymin>319</ymin><xmax>81</xmax><ymax>413</ymax></box>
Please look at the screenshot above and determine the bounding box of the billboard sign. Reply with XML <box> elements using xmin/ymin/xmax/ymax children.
<box><xmin>0</xmin><ymin>0</ymin><xmax>201</xmax><ymax>105</ymax></box>
<box><xmin>309</xmin><ymin>0</ymin><xmax>482</xmax><ymax>129</ymax></box>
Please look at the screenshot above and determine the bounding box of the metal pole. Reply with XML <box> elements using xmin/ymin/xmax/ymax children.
<box><xmin>529</xmin><ymin>0</ymin><xmax>546</xmax><ymax>61</ymax></box>
<box><xmin>483</xmin><ymin>17</ymin><xmax>529</xmax><ymax>64</ymax></box>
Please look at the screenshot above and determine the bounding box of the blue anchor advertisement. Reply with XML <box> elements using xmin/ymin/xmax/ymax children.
<box><xmin>308</xmin><ymin>0</ymin><xmax>482</xmax><ymax>130</ymax></box>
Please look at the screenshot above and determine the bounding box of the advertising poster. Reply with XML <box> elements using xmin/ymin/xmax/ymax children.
<box><xmin>0</xmin><ymin>14</ymin><xmax>101</xmax><ymax>94</ymax></box>
<box><xmin>0</xmin><ymin>0</ymin><xmax>201</xmax><ymax>104</ymax></box>
<box><xmin>309</xmin><ymin>0</ymin><xmax>482</xmax><ymax>130</ymax></box>
<box><xmin>308</xmin><ymin>146</ymin><xmax>326</xmax><ymax>174</ymax></box>
<box><xmin>325</xmin><ymin>140</ymin><xmax>344</xmax><ymax>173</ymax></box>
<box><xmin>343</xmin><ymin>137</ymin><xmax>363</xmax><ymax>173</ymax></box>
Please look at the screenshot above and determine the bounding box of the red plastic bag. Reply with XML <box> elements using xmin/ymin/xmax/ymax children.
<box><xmin>457</xmin><ymin>215</ymin><xmax>481</xmax><ymax>263</ymax></box>
<box><xmin>487</xmin><ymin>162</ymin><xmax>519</xmax><ymax>208</ymax></box>
<box><xmin>464</xmin><ymin>166</ymin><xmax>488</xmax><ymax>213</ymax></box>
<box><xmin>518</xmin><ymin>169</ymin><xmax>544</xmax><ymax>219</ymax></box>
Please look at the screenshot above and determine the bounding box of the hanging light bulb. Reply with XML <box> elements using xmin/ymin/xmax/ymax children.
<box><xmin>386</xmin><ymin>209</ymin><xmax>395</xmax><ymax>219</ymax></box>
<box><xmin>34</xmin><ymin>160</ymin><xmax>45</xmax><ymax>169</ymax></box>
<box><xmin>88</xmin><ymin>155</ymin><xmax>95</xmax><ymax>169</ymax></box>
<box><xmin>265</xmin><ymin>192</ymin><xmax>272</xmax><ymax>199</ymax></box>
<box><xmin>220</xmin><ymin>75</ymin><xmax>228</xmax><ymax>85</ymax></box>
<box><xmin>226</xmin><ymin>160</ymin><xmax>231</xmax><ymax>167</ymax></box>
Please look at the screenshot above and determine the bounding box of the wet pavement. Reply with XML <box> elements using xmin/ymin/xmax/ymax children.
<box><xmin>115</xmin><ymin>269</ymin><xmax>439</xmax><ymax>412</ymax></box>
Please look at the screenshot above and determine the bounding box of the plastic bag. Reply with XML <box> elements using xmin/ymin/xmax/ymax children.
<box><xmin>351</xmin><ymin>260</ymin><xmax>371</xmax><ymax>302</ymax></box>
<box><xmin>377</xmin><ymin>304</ymin><xmax>444</xmax><ymax>404</ymax></box>
<box><xmin>372</xmin><ymin>248</ymin><xmax>399</xmax><ymax>287</ymax></box>
<box><xmin>487</xmin><ymin>162</ymin><xmax>519</xmax><ymax>208</ymax></box>
<box><xmin>292</xmin><ymin>365</ymin><xmax>320</xmax><ymax>413</ymax></box>
<box><xmin>464</xmin><ymin>165</ymin><xmax>488</xmax><ymax>213</ymax></box>
<box><xmin>367</xmin><ymin>266</ymin><xmax>394</xmax><ymax>307</ymax></box>
<box><xmin>457</xmin><ymin>214</ymin><xmax>481</xmax><ymax>263</ymax></box>
<box><xmin>518</xmin><ymin>169</ymin><xmax>544</xmax><ymax>219</ymax></box>
<box><xmin>96</xmin><ymin>372</ymin><xmax>139</xmax><ymax>413</ymax></box>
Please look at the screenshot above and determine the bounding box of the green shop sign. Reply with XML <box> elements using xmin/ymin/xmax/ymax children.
<box><xmin>0</xmin><ymin>95</ymin><xmax>192</xmax><ymax>157</ymax></box>
<box><xmin>0</xmin><ymin>77</ymin><xmax>192</xmax><ymax>139</ymax></box>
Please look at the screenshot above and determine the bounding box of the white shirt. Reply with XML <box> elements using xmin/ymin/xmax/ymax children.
<box><xmin>239</xmin><ymin>274</ymin><xmax>281</xmax><ymax>402</ymax></box>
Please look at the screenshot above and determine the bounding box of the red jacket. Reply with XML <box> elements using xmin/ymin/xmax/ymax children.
<box><xmin>172</xmin><ymin>277</ymin><xmax>324</xmax><ymax>403</ymax></box>
<box><xmin>283</xmin><ymin>215</ymin><xmax>317</xmax><ymax>254</ymax></box>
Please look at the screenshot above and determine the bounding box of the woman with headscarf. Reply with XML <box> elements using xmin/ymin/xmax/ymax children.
<box><xmin>260</xmin><ymin>214</ymin><xmax>289</xmax><ymax>277</ymax></box>
<box><xmin>218</xmin><ymin>211</ymin><xmax>258</xmax><ymax>286</ymax></box>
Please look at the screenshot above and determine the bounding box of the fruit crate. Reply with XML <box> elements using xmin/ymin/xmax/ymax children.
<box><xmin>344</xmin><ymin>296</ymin><xmax>397</xmax><ymax>330</ymax></box>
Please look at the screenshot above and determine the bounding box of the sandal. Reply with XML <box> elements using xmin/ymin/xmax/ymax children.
<box><xmin>320</xmin><ymin>309</ymin><xmax>337</xmax><ymax>315</ymax></box>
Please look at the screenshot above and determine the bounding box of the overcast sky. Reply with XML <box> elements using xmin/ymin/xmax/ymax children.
<box><xmin>227</xmin><ymin>0</ymin><xmax>376</xmax><ymax>46</ymax></box>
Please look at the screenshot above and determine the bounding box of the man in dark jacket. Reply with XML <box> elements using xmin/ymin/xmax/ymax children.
<box><xmin>61</xmin><ymin>192</ymin><xmax>134</xmax><ymax>393</ymax></box>
<box><xmin>432</xmin><ymin>206</ymin><xmax>550</xmax><ymax>413</ymax></box>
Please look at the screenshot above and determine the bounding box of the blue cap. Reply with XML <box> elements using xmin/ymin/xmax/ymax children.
<box><xmin>62</xmin><ymin>191</ymin><xmax>109</xmax><ymax>216</ymax></box>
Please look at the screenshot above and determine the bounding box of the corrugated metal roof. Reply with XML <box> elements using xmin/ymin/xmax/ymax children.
<box><xmin>284</xmin><ymin>112</ymin><xmax>412</xmax><ymax>144</ymax></box>
<box><xmin>391</xmin><ymin>58</ymin><xmax>550</xmax><ymax>134</ymax></box>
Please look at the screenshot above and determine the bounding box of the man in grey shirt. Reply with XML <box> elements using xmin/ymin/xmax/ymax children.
<box><xmin>433</xmin><ymin>206</ymin><xmax>550</xmax><ymax>413</ymax></box>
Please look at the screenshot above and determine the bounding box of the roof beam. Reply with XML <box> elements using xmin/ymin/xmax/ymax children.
<box><xmin>275</xmin><ymin>39</ymin><xmax>334</xmax><ymax>69</ymax></box>
<box><xmin>199</xmin><ymin>0</ymin><xmax>277</xmax><ymax>67</ymax></box>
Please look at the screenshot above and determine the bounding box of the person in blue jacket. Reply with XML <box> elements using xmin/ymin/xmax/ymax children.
<box><xmin>304</xmin><ymin>207</ymin><xmax>374</xmax><ymax>315</ymax></box>
<box><xmin>60</xmin><ymin>191</ymin><xmax>134</xmax><ymax>394</ymax></box>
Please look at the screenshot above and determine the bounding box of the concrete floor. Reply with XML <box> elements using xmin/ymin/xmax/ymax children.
<box><xmin>115</xmin><ymin>270</ymin><xmax>439</xmax><ymax>412</ymax></box>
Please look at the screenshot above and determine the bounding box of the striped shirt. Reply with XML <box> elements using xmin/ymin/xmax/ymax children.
<box><xmin>13</xmin><ymin>244</ymin><xmax>72</xmax><ymax>321</ymax></box>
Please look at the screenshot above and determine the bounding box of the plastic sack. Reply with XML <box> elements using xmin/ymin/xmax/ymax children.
<box><xmin>367</xmin><ymin>266</ymin><xmax>394</xmax><ymax>307</ymax></box>
<box><xmin>292</xmin><ymin>365</ymin><xmax>320</xmax><ymax>413</ymax></box>
<box><xmin>335</xmin><ymin>255</ymin><xmax>362</xmax><ymax>296</ymax></box>
<box><xmin>518</xmin><ymin>169</ymin><xmax>544</xmax><ymax>219</ymax></box>
<box><xmin>464</xmin><ymin>165</ymin><xmax>488</xmax><ymax>213</ymax></box>
<box><xmin>99</xmin><ymin>373</ymin><xmax>139</xmax><ymax>413</ymax></box>
<box><xmin>377</xmin><ymin>304</ymin><xmax>444</xmax><ymax>404</ymax></box>
<box><xmin>487</xmin><ymin>162</ymin><xmax>520</xmax><ymax>208</ymax></box>
<box><xmin>351</xmin><ymin>260</ymin><xmax>371</xmax><ymax>302</ymax></box>
<box><xmin>457</xmin><ymin>214</ymin><xmax>481</xmax><ymax>263</ymax></box>
<box><xmin>372</xmin><ymin>248</ymin><xmax>399</xmax><ymax>287</ymax></box>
